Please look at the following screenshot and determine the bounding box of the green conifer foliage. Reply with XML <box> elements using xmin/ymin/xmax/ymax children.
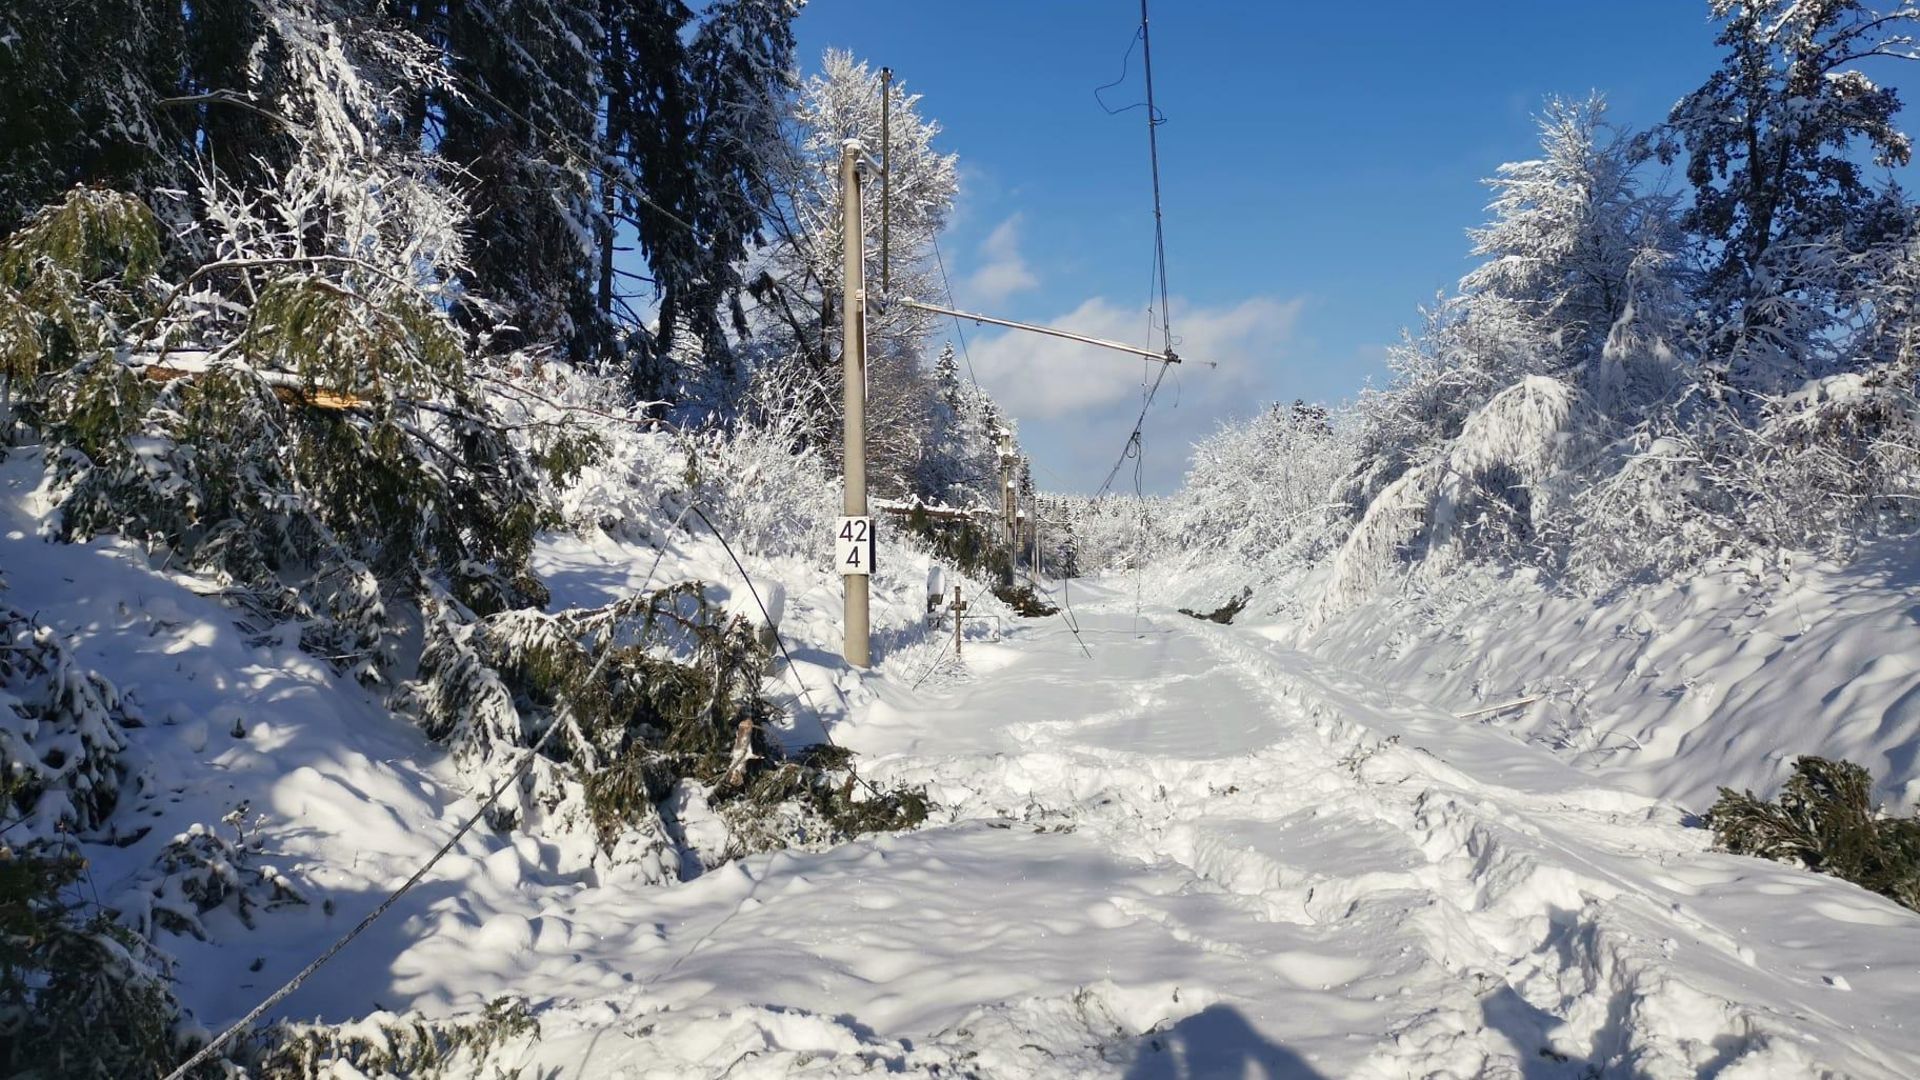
<box><xmin>1708</xmin><ymin>756</ymin><xmax>1920</xmax><ymax>911</ymax></box>
<box><xmin>4</xmin><ymin>187</ymin><xmax>550</xmax><ymax>681</ymax></box>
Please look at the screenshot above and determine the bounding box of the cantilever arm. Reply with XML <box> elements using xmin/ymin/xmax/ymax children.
<box><xmin>891</xmin><ymin>297</ymin><xmax>1180</xmax><ymax>364</ymax></box>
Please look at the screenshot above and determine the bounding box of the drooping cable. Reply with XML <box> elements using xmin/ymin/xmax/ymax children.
<box><xmin>160</xmin><ymin>500</ymin><xmax>696</xmax><ymax>1080</ymax></box>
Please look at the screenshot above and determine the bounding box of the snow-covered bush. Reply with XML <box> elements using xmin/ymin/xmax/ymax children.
<box><xmin>120</xmin><ymin>814</ymin><xmax>307</xmax><ymax>942</ymax></box>
<box><xmin>0</xmin><ymin>603</ymin><xmax>132</xmax><ymax>842</ymax></box>
<box><xmin>686</xmin><ymin>355</ymin><xmax>839</xmax><ymax>561</ymax></box>
<box><xmin>1563</xmin><ymin>371</ymin><xmax>1920</xmax><ymax>590</ymax></box>
<box><xmin>0</xmin><ymin>845</ymin><xmax>193</xmax><ymax>1079</ymax></box>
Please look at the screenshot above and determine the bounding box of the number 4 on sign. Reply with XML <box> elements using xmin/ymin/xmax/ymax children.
<box><xmin>836</xmin><ymin>516</ymin><xmax>875</xmax><ymax>576</ymax></box>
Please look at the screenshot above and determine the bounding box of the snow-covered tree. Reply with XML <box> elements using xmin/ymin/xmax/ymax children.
<box><xmin>1462</xmin><ymin>94</ymin><xmax>1687</xmax><ymax>408</ymax></box>
<box><xmin>1354</xmin><ymin>96</ymin><xmax>1684</xmax><ymax>504</ymax></box>
<box><xmin>426</xmin><ymin>0</ymin><xmax>602</xmax><ymax>365</ymax></box>
<box><xmin>924</xmin><ymin>343</ymin><xmax>1014</xmax><ymax>509</ymax></box>
<box><xmin>1318</xmin><ymin>98</ymin><xmax>1691</xmax><ymax>614</ymax></box>
<box><xmin>3</xmin><ymin>1</ymin><xmax>552</xmax><ymax>680</ymax></box>
<box><xmin>600</xmin><ymin>0</ymin><xmax>802</xmax><ymax>397</ymax></box>
<box><xmin>1662</xmin><ymin>0</ymin><xmax>1919</xmax><ymax>397</ymax></box>
<box><xmin>753</xmin><ymin>51</ymin><xmax>958</xmax><ymax>457</ymax></box>
<box><xmin>0</xmin><ymin>0</ymin><xmax>186</xmax><ymax>233</ymax></box>
<box><xmin>0</xmin><ymin>599</ymin><xmax>206</xmax><ymax>1077</ymax></box>
<box><xmin>1174</xmin><ymin>400</ymin><xmax>1352</xmax><ymax>572</ymax></box>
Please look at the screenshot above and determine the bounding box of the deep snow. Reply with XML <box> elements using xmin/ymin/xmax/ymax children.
<box><xmin>11</xmin><ymin>445</ymin><xmax>1920</xmax><ymax>1077</ymax></box>
<box><xmin>1302</xmin><ymin>549</ymin><xmax>1920</xmax><ymax>812</ymax></box>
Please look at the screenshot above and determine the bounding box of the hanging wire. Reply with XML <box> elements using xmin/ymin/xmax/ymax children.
<box><xmin>684</xmin><ymin>504</ymin><xmax>891</xmax><ymax>801</ymax></box>
<box><xmin>929</xmin><ymin>234</ymin><xmax>987</xmax><ymax>391</ymax></box>
<box><xmin>929</xmin><ymin>234</ymin><xmax>1095</xmax><ymax>660</ymax></box>
<box><xmin>159</xmin><ymin>502</ymin><xmax>696</xmax><ymax>1080</ymax></box>
<box><xmin>1092</xmin><ymin>27</ymin><xmax>1167</xmax><ymax>122</ymax></box>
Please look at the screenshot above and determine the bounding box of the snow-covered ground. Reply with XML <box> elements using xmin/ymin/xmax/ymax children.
<box><xmin>1303</xmin><ymin>549</ymin><xmax>1920</xmax><ymax>813</ymax></box>
<box><xmin>507</xmin><ymin>592</ymin><xmax>1918</xmax><ymax>1078</ymax></box>
<box><xmin>13</xmin><ymin>446</ymin><xmax>1920</xmax><ymax>1077</ymax></box>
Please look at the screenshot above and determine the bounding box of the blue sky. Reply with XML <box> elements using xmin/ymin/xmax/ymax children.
<box><xmin>792</xmin><ymin>2</ymin><xmax>1920</xmax><ymax>495</ymax></box>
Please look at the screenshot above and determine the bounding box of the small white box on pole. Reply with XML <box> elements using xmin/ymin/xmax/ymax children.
<box><xmin>836</xmin><ymin>516</ymin><xmax>875</xmax><ymax>576</ymax></box>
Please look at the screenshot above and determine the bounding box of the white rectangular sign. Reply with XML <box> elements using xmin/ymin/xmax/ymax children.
<box><xmin>835</xmin><ymin>516</ymin><xmax>875</xmax><ymax>576</ymax></box>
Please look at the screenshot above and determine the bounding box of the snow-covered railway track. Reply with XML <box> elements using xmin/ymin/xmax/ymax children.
<box><xmin>838</xmin><ymin>603</ymin><xmax>1920</xmax><ymax>1077</ymax></box>
<box><xmin>1186</xmin><ymin>623</ymin><xmax>1907</xmax><ymax>1077</ymax></box>
<box><xmin>267</xmin><ymin>593</ymin><xmax>1920</xmax><ymax>1078</ymax></box>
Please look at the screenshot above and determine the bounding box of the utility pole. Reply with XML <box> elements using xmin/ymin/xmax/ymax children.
<box><xmin>841</xmin><ymin>140</ymin><xmax>871</xmax><ymax>667</ymax></box>
<box><xmin>880</xmin><ymin>68</ymin><xmax>892</xmax><ymax>296</ymax></box>
<box><xmin>1032</xmin><ymin>502</ymin><xmax>1053</xmax><ymax>583</ymax></box>
<box><xmin>997</xmin><ymin>430</ymin><xmax>1017</xmax><ymax>552</ymax></box>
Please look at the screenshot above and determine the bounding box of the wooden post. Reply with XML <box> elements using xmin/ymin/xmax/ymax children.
<box><xmin>1040</xmin><ymin>505</ymin><xmax>1054</xmax><ymax>584</ymax></box>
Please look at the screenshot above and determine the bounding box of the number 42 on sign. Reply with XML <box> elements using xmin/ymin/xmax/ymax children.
<box><xmin>836</xmin><ymin>516</ymin><xmax>875</xmax><ymax>576</ymax></box>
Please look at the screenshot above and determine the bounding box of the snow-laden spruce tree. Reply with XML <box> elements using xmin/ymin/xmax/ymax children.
<box><xmin>0</xmin><ymin>0</ymin><xmax>209</xmax><ymax>234</ymax></box>
<box><xmin>920</xmin><ymin>340</ymin><xmax>1013</xmax><ymax>510</ymax></box>
<box><xmin>0</xmin><ymin>598</ymin><xmax>211</xmax><ymax>1077</ymax></box>
<box><xmin>427</xmin><ymin>0</ymin><xmax>602</xmax><ymax>366</ymax></box>
<box><xmin>375</xmin><ymin>0</ymin><xmax>800</xmax><ymax>389</ymax></box>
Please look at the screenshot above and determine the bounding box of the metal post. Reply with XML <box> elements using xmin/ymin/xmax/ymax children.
<box><xmin>1036</xmin><ymin>507</ymin><xmax>1052</xmax><ymax>584</ymax></box>
<box><xmin>997</xmin><ymin>432</ymin><xmax>1015</xmax><ymax>550</ymax></box>
<box><xmin>952</xmin><ymin>584</ymin><xmax>965</xmax><ymax>657</ymax></box>
<box><xmin>880</xmin><ymin>67</ymin><xmax>892</xmax><ymax>296</ymax></box>
<box><xmin>841</xmin><ymin>140</ymin><xmax>870</xmax><ymax>667</ymax></box>
<box><xmin>893</xmin><ymin>298</ymin><xmax>1181</xmax><ymax>365</ymax></box>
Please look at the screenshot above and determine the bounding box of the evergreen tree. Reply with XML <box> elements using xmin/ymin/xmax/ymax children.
<box><xmin>679</xmin><ymin>0</ymin><xmax>800</xmax><ymax>369</ymax></box>
<box><xmin>598</xmin><ymin>0</ymin><xmax>799</xmax><ymax>399</ymax></box>
<box><xmin>595</xmin><ymin>0</ymin><xmax>694</xmax><ymax>393</ymax></box>
<box><xmin>1662</xmin><ymin>0</ymin><xmax>1919</xmax><ymax>396</ymax></box>
<box><xmin>0</xmin><ymin>0</ymin><xmax>186</xmax><ymax>233</ymax></box>
<box><xmin>425</xmin><ymin>0</ymin><xmax>604</xmax><ymax>365</ymax></box>
<box><xmin>932</xmin><ymin>340</ymin><xmax>962</xmax><ymax>410</ymax></box>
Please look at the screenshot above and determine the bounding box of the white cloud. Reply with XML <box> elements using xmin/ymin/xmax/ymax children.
<box><xmin>960</xmin><ymin>215</ymin><xmax>1039</xmax><ymax>304</ymax></box>
<box><xmin>966</xmin><ymin>294</ymin><xmax>1305</xmax><ymax>421</ymax></box>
